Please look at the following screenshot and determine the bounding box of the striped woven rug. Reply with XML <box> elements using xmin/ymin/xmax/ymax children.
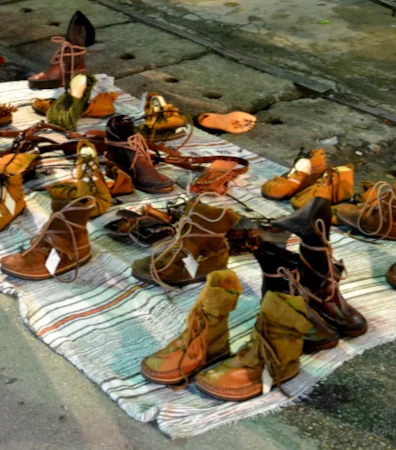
<box><xmin>1</xmin><ymin>77</ymin><xmax>396</xmax><ymax>439</ymax></box>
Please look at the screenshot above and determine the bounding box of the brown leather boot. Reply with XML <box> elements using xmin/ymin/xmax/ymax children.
<box><xmin>336</xmin><ymin>181</ymin><xmax>396</xmax><ymax>240</ymax></box>
<box><xmin>132</xmin><ymin>195</ymin><xmax>241</xmax><ymax>287</ymax></box>
<box><xmin>386</xmin><ymin>263</ymin><xmax>396</xmax><ymax>289</ymax></box>
<box><xmin>1</xmin><ymin>196</ymin><xmax>95</xmax><ymax>282</ymax></box>
<box><xmin>141</xmin><ymin>269</ymin><xmax>243</xmax><ymax>385</ymax></box>
<box><xmin>195</xmin><ymin>290</ymin><xmax>312</xmax><ymax>402</ymax></box>
<box><xmin>254</xmin><ymin>242</ymin><xmax>340</xmax><ymax>353</ymax></box>
<box><xmin>272</xmin><ymin>197</ymin><xmax>368</xmax><ymax>337</ymax></box>
<box><xmin>28</xmin><ymin>11</ymin><xmax>95</xmax><ymax>89</ymax></box>
<box><xmin>105</xmin><ymin>115</ymin><xmax>174</xmax><ymax>194</ymax></box>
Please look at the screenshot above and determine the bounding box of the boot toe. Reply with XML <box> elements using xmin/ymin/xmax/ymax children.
<box><xmin>386</xmin><ymin>263</ymin><xmax>396</xmax><ymax>289</ymax></box>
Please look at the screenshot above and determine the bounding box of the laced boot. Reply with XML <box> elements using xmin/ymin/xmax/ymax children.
<box><xmin>272</xmin><ymin>197</ymin><xmax>368</xmax><ymax>337</ymax></box>
<box><xmin>290</xmin><ymin>164</ymin><xmax>354</xmax><ymax>210</ymax></box>
<box><xmin>144</xmin><ymin>93</ymin><xmax>186</xmax><ymax>131</ymax></box>
<box><xmin>105</xmin><ymin>115</ymin><xmax>174</xmax><ymax>194</ymax></box>
<box><xmin>28</xmin><ymin>11</ymin><xmax>95</xmax><ymax>89</ymax></box>
<box><xmin>195</xmin><ymin>290</ymin><xmax>312</xmax><ymax>402</ymax></box>
<box><xmin>141</xmin><ymin>269</ymin><xmax>243</xmax><ymax>385</ymax></box>
<box><xmin>261</xmin><ymin>149</ymin><xmax>326</xmax><ymax>200</ymax></box>
<box><xmin>132</xmin><ymin>194</ymin><xmax>241</xmax><ymax>288</ymax></box>
<box><xmin>1</xmin><ymin>196</ymin><xmax>95</xmax><ymax>282</ymax></box>
<box><xmin>48</xmin><ymin>140</ymin><xmax>112</xmax><ymax>218</ymax></box>
<box><xmin>336</xmin><ymin>181</ymin><xmax>396</xmax><ymax>240</ymax></box>
<box><xmin>254</xmin><ymin>242</ymin><xmax>340</xmax><ymax>353</ymax></box>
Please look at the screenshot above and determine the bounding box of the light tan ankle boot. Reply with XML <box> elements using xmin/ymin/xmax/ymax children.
<box><xmin>141</xmin><ymin>269</ymin><xmax>243</xmax><ymax>385</ymax></box>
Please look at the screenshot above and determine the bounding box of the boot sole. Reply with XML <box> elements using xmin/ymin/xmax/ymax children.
<box><xmin>132</xmin><ymin>269</ymin><xmax>211</xmax><ymax>287</ymax></box>
<box><xmin>1</xmin><ymin>253</ymin><xmax>91</xmax><ymax>281</ymax></box>
<box><xmin>141</xmin><ymin>349</ymin><xmax>230</xmax><ymax>385</ymax></box>
<box><xmin>303</xmin><ymin>337</ymin><xmax>339</xmax><ymax>354</ymax></box>
<box><xmin>196</xmin><ymin>370</ymin><xmax>298</xmax><ymax>402</ymax></box>
<box><xmin>134</xmin><ymin>182</ymin><xmax>174</xmax><ymax>194</ymax></box>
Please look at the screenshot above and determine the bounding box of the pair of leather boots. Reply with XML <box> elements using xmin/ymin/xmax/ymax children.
<box><xmin>261</xmin><ymin>149</ymin><xmax>355</xmax><ymax>211</ymax></box>
<box><xmin>140</xmin><ymin>197</ymin><xmax>367</xmax><ymax>401</ymax></box>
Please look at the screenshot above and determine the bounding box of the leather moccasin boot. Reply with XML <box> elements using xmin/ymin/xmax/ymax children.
<box><xmin>48</xmin><ymin>140</ymin><xmax>112</xmax><ymax>218</ymax></box>
<box><xmin>141</xmin><ymin>269</ymin><xmax>243</xmax><ymax>385</ymax></box>
<box><xmin>195</xmin><ymin>290</ymin><xmax>312</xmax><ymax>402</ymax></box>
<box><xmin>386</xmin><ymin>263</ymin><xmax>396</xmax><ymax>289</ymax></box>
<box><xmin>336</xmin><ymin>181</ymin><xmax>396</xmax><ymax>240</ymax></box>
<box><xmin>1</xmin><ymin>196</ymin><xmax>95</xmax><ymax>282</ymax></box>
<box><xmin>291</xmin><ymin>164</ymin><xmax>354</xmax><ymax>210</ymax></box>
<box><xmin>144</xmin><ymin>93</ymin><xmax>186</xmax><ymax>131</ymax></box>
<box><xmin>105</xmin><ymin>115</ymin><xmax>174</xmax><ymax>194</ymax></box>
<box><xmin>0</xmin><ymin>174</ymin><xmax>25</xmax><ymax>231</ymax></box>
<box><xmin>272</xmin><ymin>197</ymin><xmax>368</xmax><ymax>337</ymax></box>
<box><xmin>254</xmin><ymin>242</ymin><xmax>340</xmax><ymax>353</ymax></box>
<box><xmin>132</xmin><ymin>195</ymin><xmax>241</xmax><ymax>288</ymax></box>
<box><xmin>261</xmin><ymin>149</ymin><xmax>326</xmax><ymax>200</ymax></box>
<box><xmin>0</xmin><ymin>104</ymin><xmax>17</xmax><ymax>127</ymax></box>
<box><xmin>28</xmin><ymin>11</ymin><xmax>94</xmax><ymax>89</ymax></box>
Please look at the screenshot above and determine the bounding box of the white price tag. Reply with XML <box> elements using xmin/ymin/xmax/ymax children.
<box><xmin>45</xmin><ymin>248</ymin><xmax>61</xmax><ymax>276</ymax></box>
<box><xmin>262</xmin><ymin>365</ymin><xmax>273</xmax><ymax>395</ymax></box>
<box><xmin>4</xmin><ymin>189</ymin><xmax>16</xmax><ymax>216</ymax></box>
<box><xmin>182</xmin><ymin>253</ymin><xmax>199</xmax><ymax>279</ymax></box>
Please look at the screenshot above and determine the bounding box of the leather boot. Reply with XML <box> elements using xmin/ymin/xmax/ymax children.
<box><xmin>254</xmin><ymin>242</ymin><xmax>340</xmax><ymax>353</ymax></box>
<box><xmin>141</xmin><ymin>269</ymin><xmax>243</xmax><ymax>385</ymax></box>
<box><xmin>261</xmin><ymin>149</ymin><xmax>326</xmax><ymax>200</ymax></box>
<box><xmin>272</xmin><ymin>197</ymin><xmax>368</xmax><ymax>336</ymax></box>
<box><xmin>28</xmin><ymin>11</ymin><xmax>95</xmax><ymax>89</ymax></box>
<box><xmin>291</xmin><ymin>164</ymin><xmax>354</xmax><ymax>210</ymax></box>
<box><xmin>105</xmin><ymin>115</ymin><xmax>174</xmax><ymax>194</ymax></box>
<box><xmin>48</xmin><ymin>140</ymin><xmax>112</xmax><ymax>217</ymax></box>
<box><xmin>132</xmin><ymin>195</ymin><xmax>241</xmax><ymax>287</ymax></box>
<box><xmin>386</xmin><ymin>263</ymin><xmax>396</xmax><ymax>289</ymax></box>
<box><xmin>195</xmin><ymin>290</ymin><xmax>312</xmax><ymax>402</ymax></box>
<box><xmin>336</xmin><ymin>181</ymin><xmax>396</xmax><ymax>240</ymax></box>
<box><xmin>1</xmin><ymin>196</ymin><xmax>95</xmax><ymax>281</ymax></box>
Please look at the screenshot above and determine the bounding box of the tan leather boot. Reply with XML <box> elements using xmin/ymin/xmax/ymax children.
<box><xmin>336</xmin><ymin>180</ymin><xmax>396</xmax><ymax>240</ymax></box>
<box><xmin>1</xmin><ymin>196</ymin><xmax>95</xmax><ymax>282</ymax></box>
<box><xmin>261</xmin><ymin>149</ymin><xmax>326</xmax><ymax>200</ymax></box>
<box><xmin>48</xmin><ymin>140</ymin><xmax>112</xmax><ymax>217</ymax></box>
<box><xmin>195</xmin><ymin>290</ymin><xmax>312</xmax><ymax>401</ymax></box>
<box><xmin>132</xmin><ymin>195</ymin><xmax>241</xmax><ymax>287</ymax></box>
<box><xmin>290</xmin><ymin>164</ymin><xmax>354</xmax><ymax>210</ymax></box>
<box><xmin>141</xmin><ymin>269</ymin><xmax>243</xmax><ymax>385</ymax></box>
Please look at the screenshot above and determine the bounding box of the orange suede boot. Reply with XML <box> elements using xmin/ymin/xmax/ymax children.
<box><xmin>261</xmin><ymin>149</ymin><xmax>326</xmax><ymax>200</ymax></box>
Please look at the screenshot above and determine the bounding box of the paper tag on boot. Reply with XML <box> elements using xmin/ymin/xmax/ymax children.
<box><xmin>262</xmin><ymin>365</ymin><xmax>273</xmax><ymax>395</ymax></box>
<box><xmin>4</xmin><ymin>189</ymin><xmax>16</xmax><ymax>216</ymax></box>
<box><xmin>45</xmin><ymin>248</ymin><xmax>61</xmax><ymax>276</ymax></box>
<box><xmin>182</xmin><ymin>253</ymin><xmax>199</xmax><ymax>279</ymax></box>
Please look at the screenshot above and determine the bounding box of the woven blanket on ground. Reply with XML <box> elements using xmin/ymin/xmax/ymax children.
<box><xmin>1</xmin><ymin>77</ymin><xmax>396</xmax><ymax>439</ymax></box>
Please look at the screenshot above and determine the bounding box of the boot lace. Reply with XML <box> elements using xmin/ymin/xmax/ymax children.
<box><xmin>299</xmin><ymin>218</ymin><xmax>346</xmax><ymax>302</ymax></box>
<box><xmin>149</xmin><ymin>193</ymin><xmax>228</xmax><ymax>291</ymax></box>
<box><xmin>355</xmin><ymin>181</ymin><xmax>396</xmax><ymax>238</ymax></box>
<box><xmin>22</xmin><ymin>196</ymin><xmax>94</xmax><ymax>283</ymax></box>
<box><xmin>50</xmin><ymin>37</ymin><xmax>86</xmax><ymax>86</ymax></box>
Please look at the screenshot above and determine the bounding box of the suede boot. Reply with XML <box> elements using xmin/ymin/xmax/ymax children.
<box><xmin>195</xmin><ymin>290</ymin><xmax>312</xmax><ymax>402</ymax></box>
<box><xmin>261</xmin><ymin>149</ymin><xmax>326</xmax><ymax>200</ymax></box>
<box><xmin>28</xmin><ymin>11</ymin><xmax>95</xmax><ymax>89</ymax></box>
<box><xmin>132</xmin><ymin>196</ymin><xmax>240</xmax><ymax>288</ymax></box>
<box><xmin>1</xmin><ymin>196</ymin><xmax>95</xmax><ymax>282</ymax></box>
<box><xmin>48</xmin><ymin>140</ymin><xmax>112</xmax><ymax>218</ymax></box>
<box><xmin>141</xmin><ymin>269</ymin><xmax>243</xmax><ymax>385</ymax></box>
<box><xmin>272</xmin><ymin>197</ymin><xmax>368</xmax><ymax>336</ymax></box>
<box><xmin>254</xmin><ymin>242</ymin><xmax>339</xmax><ymax>353</ymax></box>
<box><xmin>105</xmin><ymin>115</ymin><xmax>174</xmax><ymax>194</ymax></box>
